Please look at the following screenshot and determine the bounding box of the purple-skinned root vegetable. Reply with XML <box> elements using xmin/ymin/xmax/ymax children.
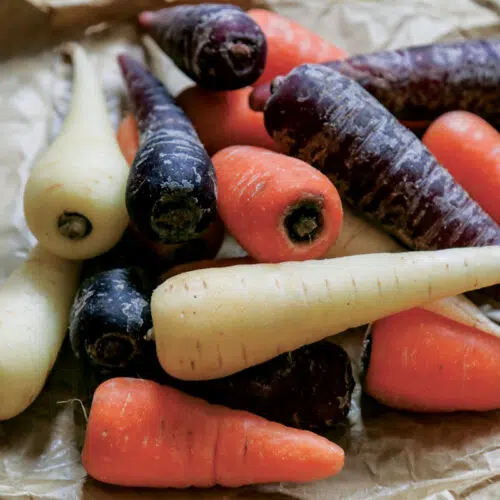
<box><xmin>118</xmin><ymin>54</ymin><xmax>217</xmax><ymax>244</ymax></box>
<box><xmin>264</xmin><ymin>63</ymin><xmax>500</xmax><ymax>301</ymax></box>
<box><xmin>139</xmin><ymin>4</ymin><xmax>267</xmax><ymax>90</ymax></box>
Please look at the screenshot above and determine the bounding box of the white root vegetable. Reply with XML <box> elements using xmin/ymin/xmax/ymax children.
<box><xmin>153</xmin><ymin>246</ymin><xmax>500</xmax><ymax>380</ymax></box>
<box><xmin>23</xmin><ymin>43</ymin><xmax>129</xmax><ymax>260</ymax></box>
<box><xmin>324</xmin><ymin>206</ymin><xmax>500</xmax><ymax>339</ymax></box>
<box><xmin>0</xmin><ymin>245</ymin><xmax>81</xmax><ymax>421</ymax></box>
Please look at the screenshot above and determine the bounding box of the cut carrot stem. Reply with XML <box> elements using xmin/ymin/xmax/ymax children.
<box><xmin>248</xmin><ymin>9</ymin><xmax>346</xmax><ymax>86</ymax></box>
<box><xmin>212</xmin><ymin>145</ymin><xmax>343</xmax><ymax>263</ymax></box>
<box><xmin>82</xmin><ymin>378</ymin><xmax>345</xmax><ymax>488</ymax></box>
<box><xmin>176</xmin><ymin>86</ymin><xmax>281</xmax><ymax>156</ymax></box>
<box><xmin>364</xmin><ymin>308</ymin><xmax>500</xmax><ymax>412</ymax></box>
<box><xmin>422</xmin><ymin>111</ymin><xmax>500</xmax><ymax>224</ymax></box>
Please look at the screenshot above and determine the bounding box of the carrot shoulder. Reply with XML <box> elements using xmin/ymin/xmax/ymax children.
<box><xmin>423</xmin><ymin>111</ymin><xmax>500</xmax><ymax>224</ymax></box>
<box><xmin>364</xmin><ymin>308</ymin><xmax>500</xmax><ymax>412</ymax></box>
<box><xmin>212</xmin><ymin>145</ymin><xmax>343</xmax><ymax>263</ymax></box>
<box><xmin>82</xmin><ymin>378</ymin><xmax>345</xmax><ymax>488</ymax></box>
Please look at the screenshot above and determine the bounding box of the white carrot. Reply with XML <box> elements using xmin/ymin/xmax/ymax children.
<box><xmin>324</xmin><ymin>205</ymin><xmax>500</xmax><ymax>339</ymax></box>
<box><xmin>23</xmin><ymin>43</ymin><xmax>129</xmax><ymax>260</ymax></box>
<box><xmin>0</xmin><ymin>245</ymin><xmax>80</xmax><ymax>420</ymax></box>
<box><xmin>152</xmin><ymin>246</ymin><xmax>500</xmax><ymax>380</ymax></box>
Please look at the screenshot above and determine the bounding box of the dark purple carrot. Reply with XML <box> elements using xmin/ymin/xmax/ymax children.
<box><xmin>139</xmin><ymin>4</ymin><xmax>267</xmax><ymax>90</ymax></box>
<box><xmin>252</xmin><ymin>39</ymin><xmax>500</xmax><ymax>127</ymax></box>
<box><xmin>264</xmin><ymin>63</ymin><xmax>500</xmax><ymax>299</ymax></box>
<box><xmin>118</xmin><ymin>54</ymin><xmax>217</xmax><ymax>244</ymax></box>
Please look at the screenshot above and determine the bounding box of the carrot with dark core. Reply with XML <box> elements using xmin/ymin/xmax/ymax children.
<box><xmin>422</xmin><ymin>111</ymin><xmax>500</xmax><ymax>224</ymax></box>
<box><xmin>82</xmin><ymin>377</ymin><xmax>345</xmax><ymax>487</ymax></box>
<box><xmin>264</xmin><ymin>64</ymin><xmax>500</xmax><ymax>298</ymax></box>
<box><xmin>118</xmin><ymin>55</ymin><xmax>217</xmax><ymax>244</ymax></box>
<box><xmin>362</xmin><ymin>308</ymin><xmax>500</xmax><ymax>412</ymax></box>
<box><xmin>212</xmin><ymin>145</ymin><xmax>343</xmax><ymax>263</ymax></box>
<box><xmin>139</xmin><ymin>5</ymin><xmax>267</xmax><ymax>90</ymax></box>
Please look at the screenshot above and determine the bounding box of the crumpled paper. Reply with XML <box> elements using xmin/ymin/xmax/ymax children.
<box><xmin>0</xmin><ymin>1</ymin><xmax>499</xmax><ymax>499</ymax></box>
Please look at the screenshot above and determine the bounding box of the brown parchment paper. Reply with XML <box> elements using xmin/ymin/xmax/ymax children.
<box><xmin>1</xmin><ymin>1</ymin><xmax>500</xmax><ymax>499</ymax></box>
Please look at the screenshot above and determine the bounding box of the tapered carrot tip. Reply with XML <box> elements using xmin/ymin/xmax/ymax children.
<box><xmin>249</xmin><ymin>83</ymin><xmax>271</xmax><ymax>112</ymax></box>
<box><xmin>82</xmin><ymin>378</ymin><xmax>345</xmax><ymax>488</ymax></box>
<box><xmin>138</xmin><ymin>11</ymin><xmax>155</xmax><ymax>28</ymax></box>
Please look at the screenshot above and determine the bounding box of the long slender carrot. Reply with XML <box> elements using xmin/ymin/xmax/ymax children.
<box><xmin>82</xmin><ymin>378</ymin><xmax>345</xmax><ymax>487</ymax></box>
<box><xmin>422</xmin><ymin>111</ymin><xmax>500</xmax><ymax>224</ymax></box>
<box><xmin>175</xmin><ymin>86</ymin><xmax>281</xmax><ymax>156</ymax></box>
<box><xmin>363</xmin><ymin>308</ymin><xmax>500</xmax><ymax>412</ymax></box>
<box><xmin>248</xmin><ymin>9</ymin><xmax>346</xmax><ymax>86</ymax></box>
<box><xmin>212</xmin><ymin>145</ymin><xmax>343</xmax><ymax>263</ymax></box>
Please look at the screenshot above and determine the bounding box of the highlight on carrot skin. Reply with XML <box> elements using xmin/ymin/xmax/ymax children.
<box><xmin>81</xmin><ymin>377</ymin><xmax>345</xmax><ymax>488</ymax></box>
<box><xmin>363</xmin><ymin>308</ymin><xmax>500</xmax><ymax>413</ymax></box>
<box><xmin>248</xmin><ymin>8</ymin><xmax>347</xmax><ymax>86</ymax></box>
<box><xmin>422</xmin><ymin>111</ymin><xmax>500</xmax><ymax>224</ymax></box>
<box><xmin>211</xmin><ymin>145</ymin><xmax>344</xmax><ymax>263</ymax></box>
<box><xmin>176</xmin><ymin>86</ymin><xmax>281</xmax><ymax>156</ymax></box>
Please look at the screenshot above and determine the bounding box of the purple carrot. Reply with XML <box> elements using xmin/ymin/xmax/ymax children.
<box><xmin>264</xmin><ymin>63</ymin><xmax>500</xmax><ymax>299</ymax></box>
<box><xmin>139</xmin><ymin>4</ymin><xmax>267</xmax><ymax>90</ymax></box>
<box><xmin>251</xmin><ymin>39</ymin><xmax>500</xmax><ymax>129</ymax></box>
<box><xmin>118</xmin><ymin>54</ymin><xmax>217</xmax><ymax>244</ymax></box>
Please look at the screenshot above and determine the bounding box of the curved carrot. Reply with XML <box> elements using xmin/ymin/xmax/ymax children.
<box><xmin>82</xmin><ymin>378</ymin><xmax>345</xmax><ymax>488</ymax></box>
<box><xmin>422</xmin><ymin>111</ymin><xmax>500</xmax><ymax>224</ymax></box>
<box><xmin>176</xmin><ymin>86</ymin><xmax>281</xmax><ymax>156</ymax></box>
<box><xmin>248</xmin><ymin>9</ymin><xmax>346</xmax><ymax>86</ymax></box>
<box><xmin>212</xmin><ymin>145</ymin><xmax>343</xmax><ymax>263</ymax></box>
<box><xmin>116</xmin><ymin>113</ymin><xmax>139</xmax><ymax>166</ymax></box>
<box><xmin>364</xmin><ymin>308</ymin><xmax>500</xmax><ymax>412</ymax></box>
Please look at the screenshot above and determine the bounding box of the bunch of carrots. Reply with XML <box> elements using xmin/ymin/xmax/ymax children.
<box><xmin>2</xmin><ymin>1</ymin><xmax>500</xmax><ymax>493</ymax></box>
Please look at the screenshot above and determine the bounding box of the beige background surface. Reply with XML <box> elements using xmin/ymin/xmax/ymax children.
<box><xmin>0</xmin><ymin>1</ymin><xmax>499</xmax><ymax>499</ymax></box>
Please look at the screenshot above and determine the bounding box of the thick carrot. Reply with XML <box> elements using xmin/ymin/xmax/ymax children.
<box><xmin>212</xmin><ymin>145</ymin><xmax>343</xmax><ymax>263</ymax></box>
<box><xmin>422</xmin><ymin>111</ymin><xmax>500</xmax><ymax>224</ymax></box>
<box><xmin>176</xmin><ymin>86</ymin><xmax>280</xmax><ymax>156</ymax></box>
<box><xmin>153</xmin><ymin>246</ymin><xmax>500</xmax><ymax>380</ymax></box>
<box><xmin>248</xmin><ymin>9</ymin><xmax>346</xmax><ymax>86</ymax></box>
<box><xmin>363</xmin><ymin>308</ymin><xmax>500</xmax><ymax>412</ymax></box>
<box><xmin>116</xmin><ymin>113</ymin><xmax>139</xmax><ymax>166</ymax></box>
<box><xmin>82</xmin><ymin>377</ymin><xmax>345</xmax><ymax>487</ymax></box>
<box><xmin>162</xmin><ymin>257</ymin><xmax>255</xmax><ymax>282</ymax></box>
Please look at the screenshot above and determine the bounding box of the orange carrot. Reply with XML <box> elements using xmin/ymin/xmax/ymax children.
<box><xmin>175</xmin><ymin>86</ymin><xmax>280</xmax><ymax>156</ymax></box>
<box><xmin>82</xmin><ymin>378</ymin><xmax>345</xmax><ymax>488</ymax></box>
<box><xmin>116</xmin><ymin>113</ymin><xmax>139</xmax><ymax>166</ymax></box>
<box><xmin>248</xmin><ymin>9</ymin><xmax>346</xmax><ymax>86</ymax></box>
<box><xmin>162</xmin><ymin>256</ymin><xmax>255</xmax><ymax>282</ymax></box>
<box><xmin>422</xmin><ymin>111</ymin><xmax>500</xmax><ymax>224</ymax></box>
<box><xmin>212</xmin><ymin>145</ymin><xmax>343</xmax><ymax>263</ymax></box>
<box><xmin>364</xmin><ymin>308</ymin><xmax>500</xmax><ymax>412</ymax></box>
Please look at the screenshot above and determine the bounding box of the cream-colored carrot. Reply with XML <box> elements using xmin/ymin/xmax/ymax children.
<box><xmin>0</xmin><ymin>245</ymin><xmax>81</xmax><ymax>420</ymax></box>
<box><xmin>153</xmin><ymin>246</ymin><xmax>500</xmax><ymax>380</ymax></box>
<box><xmin>23</xmin><ymin>43</ymin><xmax>129</xmax><ymax>260</ymax></box>
<box><xmin>326</xmin><ymin>205</ymin><xmax>500</xmax><ymax>339</ymax></box>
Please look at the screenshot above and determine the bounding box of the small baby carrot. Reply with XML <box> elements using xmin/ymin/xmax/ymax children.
<box><xmin>422</xmin><ymin>111</ymin><xmax>500</xmax><ymax>224</ymax></box>
<box><xmin>363</xmin><ymin>308</ymin><xmax>500</xmax><ymax>412</ymax></box>
<box><xmin>212</xmin><ymin>145</ymin><xmax>343</xmax><ymax>263</ymax></box>
<box><xmin>248</xmin><ymin>9</ymin><xmax>346</xmax><ymax>86</ymax></box>
<box><xmin>82</xmin><ymin>378</ymin><xmax>345</xmax><ymax>488</ymax></box>
<box><xmin>116</xmin><ymin>113</ymin><xmax>139</xmax><ymax>166</ymax></box>
<box><xmin>176</xmin><ymin>86</ymin><xmax>281</xmax><ymax>156</ymax></box>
